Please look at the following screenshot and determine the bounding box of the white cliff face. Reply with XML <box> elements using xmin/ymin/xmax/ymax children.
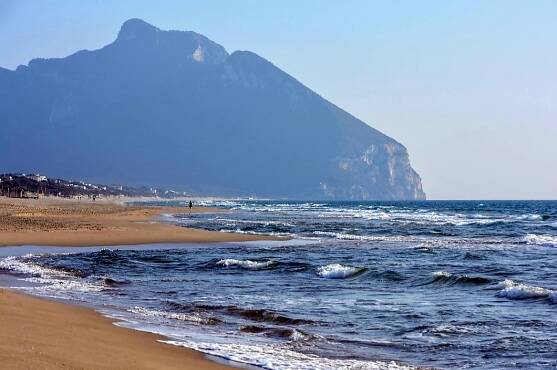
<box><xmin>191</xmin><ymin>45</ymin><xmax>204</xmax><ymax>62</ymax></box>
<box><xmin>332</xmin><ymin>143</ymin><xmax>425</xmax><ymax>200</ymax></box>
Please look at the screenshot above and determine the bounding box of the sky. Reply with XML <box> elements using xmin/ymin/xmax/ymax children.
<box><xmin>0</xmin><ymin>0</ymin><xmax>555</xmax><ymax>199</ymax></box>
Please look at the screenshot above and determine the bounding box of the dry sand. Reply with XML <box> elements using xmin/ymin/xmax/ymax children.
<box><xmin>0</xmin><ymin>196</ymin><xmax>274</xmax><ymax>246</ymax></box>
<box><xmin>0</xmin><ymin>289</ymin><xmax>234</xmax><ymax>369</ymax></box>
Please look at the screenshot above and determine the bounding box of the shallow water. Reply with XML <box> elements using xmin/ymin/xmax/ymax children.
<box><xmin>1</xmin><ymin>200</ymin><xmax>556</xmax><ymax>369</ymax></box>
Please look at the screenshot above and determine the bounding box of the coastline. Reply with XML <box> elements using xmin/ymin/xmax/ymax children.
<box><xmin>0</xmin><ymin>196</ymin><xmax>281</xmax><ymax>369</ymax></box>
<box><xmin>0</xmin><ymin>196</ymin><xmax>278</xmax><ymax>247</ymax></box>
<box><xmin>0</xmin><ymin>289</ymin><xmax>235</xmax><ymax>370</ymax></box>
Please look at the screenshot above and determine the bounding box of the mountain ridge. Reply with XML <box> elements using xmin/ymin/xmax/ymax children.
<box><xmin>0</xmin><ymin>19</ymin><xmax>425</xmax><ymax>200</ymax></box>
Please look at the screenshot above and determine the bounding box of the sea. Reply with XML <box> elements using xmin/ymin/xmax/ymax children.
<box><xmin>1</xmin><ymin>200</ymin><xmax>556</xmax><ymax>369</ymax></box>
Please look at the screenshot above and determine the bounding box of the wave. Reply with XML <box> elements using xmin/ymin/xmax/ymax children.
<box><xmin>310</xmin><ymin>231</ymin><xmax>518</xmax><ymax>248</ymax></box>
<box><xmin>133</xmin><ymin>254</ymin><xmax>178</xmax><ymax>264</ymax></box>
<box><xmin>103</xmin><ymin>277</ymin><xmax>131</xmax><ymax>287</ymax></box>
<box><xmin>313</xmin><ymin>231</ymin><xmax>379</xmax><ymax>241</ymax></box>
<box><xmin>515</xmin><ymin>214</ymin><xmax>541</xmax><ymax>221</ymax></box>
<box><xmin>0</xmin><ymin>255</ymin><xmax>76</xmax><ymax>278</ymax></box>
<box><xmin>239</xmin><ymin>325</ymin><xmax>313</xmax><ymax>341</ymax></box>
<box><xmin>320</xmin><ymin>209</ymin><xmax>549</xmax><ymax>226</ymax></box>
<box><xmin>129</xmin><ymin>306</ymin><xmax>220</xmax><ymax>325</ymax></box>
<box><xmin>166</xmin><ymin>301</ymin><xmax>313</xmax><ymax>325</ymax></box>
<box><xmin>398</xmin><ymin>323</ymin><xmax>474</xmax><ymax>337</ymax></box>
<box><xmin>316</xmin><ymin>264</ymin><xmax>367</xmax><ymax>279</ymax></box>
<box><xmin>373</xmin><ymin>270</ymin><xmax>407</xmax><ymax>282</ymax></box>
<box><xmin>0</xmin><ymin>255</ymin><xmax>49</xmax><ymax>276</ymax></box>
<box><xmin>204</xmin><ymin>217</ymin><xmax>296</xmax><ymax>228</ymax></box>
<box><xmin>496</xmin><ymin>279</ymin><xmax>557</xmax><ymax>303</ymax></box>
<box><xmin>224</xmin><ymin>306</ymin><xmax>313</xmax><ymax>325</ymax></box>
<box><xmin>217</xmin><ymin>228</ymin><xmax>291</xmax><ymax>238</ymax></box>
<box><xmin>0</xmin><ymin>255</ymin><xmax>88</xmax><ymax>280</ymax></box>
<box><xmin>0</xmin><ymin>256</ymin><xmax>103</xmax><ymax>294</ymax></box>
<box><xmin>524</xmin><ymin>234</ymin><xmax>557</xmax><ymax>246</ymax></box>
<box><xmin>216</xmin><ymin>259</ymin><xmax>277</xmax><ymax>270</ymax></box>
<box><xmin>163</xmin><ymin>339</ymin><xmax>414</xmax><ymax>370</ymax></box>
<box><xmin>429</xmin><ymin>271</ymin><xmax>492</xmax><ymax>285</ymax></box>
<box><xmin>85</xmin><ymin>248</ymin><xmax>131</xmax><ymax>267</ymax></box>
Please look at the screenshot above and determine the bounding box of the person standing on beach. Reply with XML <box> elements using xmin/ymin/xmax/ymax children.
<box><xmin>189</xmin><ymin>200</ymin><xmax>193</xmax><ymax>215</ymax></box>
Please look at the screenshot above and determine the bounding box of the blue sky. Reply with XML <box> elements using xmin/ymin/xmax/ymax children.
<box><xmin>1</xmin><ymin>0</ymin><xmax>555</xmax><ymax>199</ymax></box>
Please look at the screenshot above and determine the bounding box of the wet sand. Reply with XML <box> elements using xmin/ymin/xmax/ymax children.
<box><xmin>0</xmin><ymin>196</ymin><xmax>275</xmax><ymax>246</ymax></box>
<box><xmin>0</xmin><ymin>289</ymin><xmax>234</xmax><ymax>369</ymax></box>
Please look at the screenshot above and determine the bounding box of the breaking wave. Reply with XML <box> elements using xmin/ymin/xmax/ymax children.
<box><xmin>316</xmin><ymin>264</ymin><xmax>367</xmax><ymax>279</ymax></box>
<box><xmin>222</xmin><ymin>306</ymin><xmax>313</xmax><ymax>325</ymax></box>
<box><xmin>496</xmin><ymin>279</ymin><xmax>557</xmax><ymax>303</ymax></box>
<box><xmin>524</xmin><ymin>234</ymin><xmax>557</xmax><ymax>246</ymax></box>
<box><xmin>0</xmin><ymin>255</ymin><xmax>72</xmax><ymax>277</ymax></box>
<box><xmin>163</xmin><ymin>340</ymin><xmax>414</xmax><ymax>370</ymax></box>
<box><xmin>0</xmin><ymin>255</ymin><xmax>103</xmax><ymax>294</ymax></box>
<box><xmin>165</xmin><ymin>301</ymin><xmax>314</xmax><ymax>325</ymax></box>
<box><xmin>429</xmin><ymin>271</ymin><xmax>492</xmax><ymax>285</ymax></box>
<box><xmin>216</xmin><ymin>259</ymin><xmax>277</xmax><ymax>269</ymax></box>
<box><xmin>129</xmin><ymin>306</ymin><xmax>220</xmax><ymax>325</ymax></box>
<box><xmin>239</xmin><ymin>325</ymin><xmax>313</xmax><ymax>341</ymax></box>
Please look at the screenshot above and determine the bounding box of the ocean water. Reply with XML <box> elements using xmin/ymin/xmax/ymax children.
<box><xmin>1</xmin><ymin>200</ymin><xmax>557</xmax><ymax>369</ymax></box>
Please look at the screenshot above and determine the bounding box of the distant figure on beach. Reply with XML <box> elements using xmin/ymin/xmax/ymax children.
<box><xmin>189</xmin><ymin>200</ymin><xmax>193</xmax><ymax>215</ymax></box>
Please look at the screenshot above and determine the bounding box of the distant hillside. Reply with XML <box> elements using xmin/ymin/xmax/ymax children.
<box><xmin>0</xmin><ymin>173</ymin><xmax>185</xmax><ymax>199</ymax></box>
<box><xmin>0</xmin><ymin>19</ymin><xmax>425</xmax><ymax>200</ymax></box>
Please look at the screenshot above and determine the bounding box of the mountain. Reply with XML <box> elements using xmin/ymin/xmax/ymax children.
<box><xmin>0</xmin><ymin>19</ymin><xmax>425</xmax><ymax>200</ymax></box>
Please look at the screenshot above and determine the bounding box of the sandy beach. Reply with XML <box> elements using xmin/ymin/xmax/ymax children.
<box><xmin>0</xmin><ymin>289</ymin><xmax>234</xmax><ymax>369</ymax></box>
<box><xmin>0</xmin><ymin>196</ymin><xmax>274</xmax><ymax>246</ymax></box>
<box><xmin>0</xmin><ymin>196</ymin><xmax>277</xmax><ymax>369</ymax></box>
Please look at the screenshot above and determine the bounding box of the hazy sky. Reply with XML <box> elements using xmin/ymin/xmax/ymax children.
<box><xmin>1</xmin><ymin>0</ymin><xmax>555</xmax><ymax>199</ymax></box>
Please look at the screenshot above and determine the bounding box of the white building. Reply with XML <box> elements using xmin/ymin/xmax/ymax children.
<box><xmin>27</xmin><ymin>174</ymin><xmax>47</xmax><ymax>182</ymax></box>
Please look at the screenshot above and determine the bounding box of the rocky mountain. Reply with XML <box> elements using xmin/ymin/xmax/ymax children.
<box><xmin>0</xmin><ymin>19</ymin><xmax>425</xmax><ymax>200</ymax></box>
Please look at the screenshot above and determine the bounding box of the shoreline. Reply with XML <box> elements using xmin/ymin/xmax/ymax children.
<box><xmin>0</xmin><ymin>196</ymin><xmax>280</xmax><ymax>247</ymax></box>
<box><xmin>0</xmin><ymin>288</ymin><xmax>236</xmax><ymax>370</ymax></box>
<box><xmin>0</xmin><ymin>196</ymin><xmax>283</xmax><ymax>369</ymax></box>
<box><xmin>0</xmin><ymin>239</ymin><xmax>306</xmax><ymax>370</ymax></box>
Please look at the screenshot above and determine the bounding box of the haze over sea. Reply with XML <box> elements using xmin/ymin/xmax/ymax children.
<box><xmin>1</xmin><ymin>200</ymin><xmax>556</xmax><ymax>369</ymax></box>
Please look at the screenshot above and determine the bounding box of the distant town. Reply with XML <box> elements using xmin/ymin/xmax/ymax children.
<box><xmin>0</xmin><ymin>173</ymin><xmax>188</xmax><ymax>200</ymax></box>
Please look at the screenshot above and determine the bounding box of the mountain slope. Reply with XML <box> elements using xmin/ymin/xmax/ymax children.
<box><xmin>0</xmin><ymin>19</ymin><xmax>425</xmax><ymax>200</ymax></box>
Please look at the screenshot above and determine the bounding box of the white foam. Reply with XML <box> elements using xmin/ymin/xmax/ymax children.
<box><xmin>516</xmin><ymin>214</ymin><xmax>543</xmax><ymax>221</ymax></box>
<box><xmin>524</xmin><ymin>234</ymin><xmax>557</xmax><ymax>246</ymax></box>
<box><xmin>217</xmin><ymin>259</ymin><xmax>276</xmax><ymax>270</ymax></box>
<box><xmin>0</xmin><ymin>255</ymin><xmax>60</xmax><ymax>277</ymax></box>
<box><xmin>129</xmin><ymin>306</ymin><xmax>213</xmax><ymax>325</ymax></box>
<box><xmin>496</xmin><ymin>279</ymin><xmax>556</xmax><ymax>301</ymax></box>
<box><xmin>162</xmin><ymin>339</ymin><xmax>413</xmax><ymax>370</ymax></box>
<box><xmin>0</xmin><ymin>256</ymin><xmax>102</xmax><ymax>294</ymax></box>
<box><xmin>432</xmin><ymin>271</ymin><xmax>452</xmax><ymax>278</ymax></box>
<box><xmin>289</xmin><ymin>329</ymin><xmax>311</xmax><ymax>342</ymax></box>
<box><xmin>494</xmin><ymin>279</ymin><xmax>517</xmax><ymax>290</ymax></box>
<box><xmin>313</xmin><ymin>231</ymin><xmax>376</xmax><ymax>241</ymax></box>
<box><xmin>316</xmin><ymin>264</ymin><xmax>365</xmax><ymax>279</ymax></box>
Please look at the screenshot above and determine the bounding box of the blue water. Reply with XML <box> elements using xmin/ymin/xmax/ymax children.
<box><xmin>1</xmin><ymin>200</ymin><xmax>556</xmax><ymax>369</ymax></box>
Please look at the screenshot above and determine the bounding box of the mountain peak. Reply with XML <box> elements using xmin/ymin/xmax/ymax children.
<box><xmin>113</xmin><ymin>18</ymin><xmax>229</xmax><ymax>64</ymax></box>
<box><xmin>117</xmin><ymin>18</ymin><xmax>159</xmax><ymax>41</ymax></box>
<box><xmin>0</xmin><ymin>19</ymin><xmax>425</xmax><ymax>200</ymax></box>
